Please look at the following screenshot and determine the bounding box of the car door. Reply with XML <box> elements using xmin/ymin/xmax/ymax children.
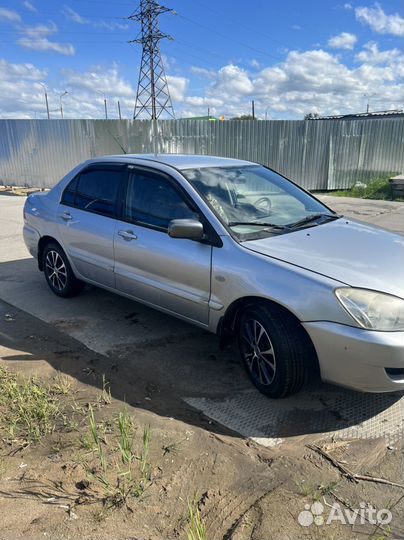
<box><xmin>114</xmin><ymin>166</ymin><xmax>212</xmax><ymax>326</ymax></box>
<box><xmin>57</xmin><ymin>163</ymin><xmax>126</xmax><ymax>288</ymax></box>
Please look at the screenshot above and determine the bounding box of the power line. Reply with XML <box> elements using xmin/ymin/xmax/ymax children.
<box><xmin>0</xmin><ymin>29</ymin><xmax>131</xmax><ymax>35</ymax></box>
<box><xmin>176</xmin><ymin>13</ymin><xmax>283</xmax><ymax>62</ymax></box>
<box><xmin>190</xmin><ymin>0</ymin><xmax>299</xmax><ymax>52</ymax></box>
<box><xmin>129</xmin><ymin>0</ymin><xmax>175</xmax><ymax>120</ymax></box>
<box><xmin>68</xmin><ymin>0</ymin><xmax>134</xmax><ymax>5</ymax></box>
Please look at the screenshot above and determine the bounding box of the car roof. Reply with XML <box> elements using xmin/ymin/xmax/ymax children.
<box><xmin>101</xmin><ymin>153</ymin><xmax>256</xmax><ymax>170</ymax></box>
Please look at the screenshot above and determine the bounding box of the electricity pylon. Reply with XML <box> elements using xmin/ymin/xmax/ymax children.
<box><xmin>129</xmin><ymin>0</ymin><xmax>175</xmax><ymax>120</ymax></box>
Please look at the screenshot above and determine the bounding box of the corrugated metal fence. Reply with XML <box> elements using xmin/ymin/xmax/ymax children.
<box><xmin>0</xmin><ymin>118</ymin><xmax>403</xmax><ymax>190</ymax></box>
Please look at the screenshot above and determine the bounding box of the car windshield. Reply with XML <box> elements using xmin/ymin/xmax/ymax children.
<box><xmin>183</xmin><ymin>165</ymin><xmax>335</xmax><ymax>239</ymax></box>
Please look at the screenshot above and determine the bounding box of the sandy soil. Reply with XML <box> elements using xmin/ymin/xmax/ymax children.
<box><xmin>0</xmin><ymin>300</ymin><xmax>403</xmax><ymax>540</ymax></box>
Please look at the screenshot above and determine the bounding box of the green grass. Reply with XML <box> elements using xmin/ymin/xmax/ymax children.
<box><xmin>0</xmin><ymin>365</ymin><xmax>65</xmax><ymax>444</ymax></box>
<box><xmin>187</xmin><ymin>495</ymin><xmax>207</xmax><ymax>540</ymax></box>
<box><xmin>332</xmin><ymin>177</ymin><xmax>401</xmax><ymax>201</ymax></box>
<box><xmin>140</xmin><ymin>425</ymin><xmax>151</xmax><ymax>476</ymax></box>
<box><xmin>82</xmin><ymin>407</ymin><xmax>152</xmax><ymax>509</ymax></box>
<box><xmin>117</xmin><ymin>408</ymin><xmax>135</xmax><ymax>466</ymax></box>
<box><xmin>99</xmin><ymin>374</ymin><xmax>112</xmax><ymax>405</ymax></box>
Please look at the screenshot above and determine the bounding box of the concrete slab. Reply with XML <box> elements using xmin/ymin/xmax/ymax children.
<box><xmin>318</xmin><ymin>195</ymin><xmax>404</xmax><ymax>235</ymax></box>
<box><xmin>0</xmin><ymin>195</ymin><xmax>197</xmax><ymax>355</ymax></box>
<box><xmin>185</xmin><ymin>386</ymin><xmax>404</xmax><ymax>448</ymax></box>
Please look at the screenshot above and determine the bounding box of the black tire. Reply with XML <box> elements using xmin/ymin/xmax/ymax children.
<box><xmin>237</xmin><ymin>303</ymin><xmax>308</xmax><ymax>398</ymax></box>
<box><xmin>42</xmin><ymin>242</ymin><xmax>84</xmax><ymax>298</ymax></box>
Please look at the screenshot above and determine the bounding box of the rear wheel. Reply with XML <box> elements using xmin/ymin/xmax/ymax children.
<box><xmin>42</xmin><ymin>243</ymin><xmax>84</xmax><ymax>297</ymax></box>
<box><xmin>238</xmin><ymin>303</ymin><xmax>308</xmax><ymax>398</ymax></box>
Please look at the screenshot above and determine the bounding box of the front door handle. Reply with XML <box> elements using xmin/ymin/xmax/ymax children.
<box><xmin>60</xmin><ymin>211</ymin><xmax>72</xmax><ymax>221</ymax></box>
<box><xmin>118</xmin><ymin>230</ymin><xmax>138</xmax><ymax>241</ymax></box>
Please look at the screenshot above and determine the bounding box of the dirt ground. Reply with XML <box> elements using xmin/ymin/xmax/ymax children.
<box><xmin>1</xmin><ymin>300</ymin><xmax>403</xmax><ymax>540</ymax></box>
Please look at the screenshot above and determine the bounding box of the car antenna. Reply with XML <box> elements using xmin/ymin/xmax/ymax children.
<box><xmin>152</xmin><ymin>118</ymin><xmax>158</xmax><ymax>156</ymax></box>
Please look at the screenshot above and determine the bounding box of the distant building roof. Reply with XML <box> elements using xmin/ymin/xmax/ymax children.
<box><xmin>310</xmin><ymin>109</ymin><xmax>404</xmax><ymax>120</ymax></box>
<box><xmin>180</xmin><ymin>115</ymin><xmax>218</xmax><ymax>121</ymax></box>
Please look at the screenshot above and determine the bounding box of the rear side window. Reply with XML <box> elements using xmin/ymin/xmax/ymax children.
<box><xmin>61</xmin><ymin>176</ymin><xmax>78</xmax><ymax>206</ymax></box>
<box><xmin>61</xmin><ymin>167</ymin><xmax>124</xmax><ymax>218</ymax></box>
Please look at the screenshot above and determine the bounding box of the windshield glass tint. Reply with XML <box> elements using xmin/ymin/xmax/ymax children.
<box><xmin>183</xmin><ymin>165</ymin><xmax>329</xmax><ymax>236</ymax></box>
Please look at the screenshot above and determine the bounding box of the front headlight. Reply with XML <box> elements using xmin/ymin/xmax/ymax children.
<box><xmin>335</xmin><ymin>288</ymin><xmax>404</xmax><ymax>331</ymax></box>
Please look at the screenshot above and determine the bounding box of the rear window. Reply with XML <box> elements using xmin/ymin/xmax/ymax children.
<box><xmin>61</xmin><ymin>167</ymin><xmax>124</xmax><ymax>218</ymax></box>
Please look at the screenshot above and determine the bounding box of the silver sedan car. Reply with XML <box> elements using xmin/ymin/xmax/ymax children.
<box><xmin>23</xmin><ymin>154</ymin><xmax>404</xmax><ymax>398</ymax></box>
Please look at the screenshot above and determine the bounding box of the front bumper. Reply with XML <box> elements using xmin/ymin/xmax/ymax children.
<box><xmin>303</xmin><ymin>321</ymin><xmax>404</xmax><ymax>392</ymax></box>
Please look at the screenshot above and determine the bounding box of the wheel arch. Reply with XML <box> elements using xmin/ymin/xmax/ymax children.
<box><xmin>37</xmin><ymin>235</ymin><xmax>64</xmax><ymax>271</ymax></box>
<box><xmin>218</xmin><ymin>295</ymin><xmax>320</xmax><ymax>372</ymax></box>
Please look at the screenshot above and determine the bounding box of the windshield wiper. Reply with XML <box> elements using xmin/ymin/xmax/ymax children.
<box><xmin>228</xmin><ymin>221</ymin><xmax>286</xmax><ymax>230</ymax></box>
<box><xmin>286</xmin><ymin>213</ymin><xmax>340</xmax><ymax>229</ymax></box>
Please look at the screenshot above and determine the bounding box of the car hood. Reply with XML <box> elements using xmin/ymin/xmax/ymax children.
<box><xmin>243</xmin><ymin>218</ymin><xmax>404</xmax><ymax>299</ymax></box>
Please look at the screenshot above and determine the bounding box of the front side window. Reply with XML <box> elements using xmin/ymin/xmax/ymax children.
<box><xmin>61</xmin><ymin>167</ymin><xmax>124</xmax><ymax>218</ymax></box>
<box><xmin>183</xmin><ymin>165</ymin><xmax>336</xmax><ymax>239</ymax></box>
<box><xmin>124</xmin><ymin>171</ymin><xmax>199</xmax><ymax>230</ymax></box>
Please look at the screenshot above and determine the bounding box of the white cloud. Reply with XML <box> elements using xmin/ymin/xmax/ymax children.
<box><xmin>355</xmin><ymin>3</ymin><xmax>404</xmax><ymax>36</ymax></box>
<box><xmin>343</xmin><ymin>3</ymin><xmax>353</xmax><ymax>10</ymax></box>
<box><xmin>190</xmin><ymin>66</ymin><xmax>217</xmax><ymax>79</ymax></box>
<box><xmin>183</xmin><ymin>42</ymin><xmax>403</xmax><ymax>119</ymax></box>
<box><xmin>0</xmin><ymin>59</ymin><xmax>49</xmax><ymax>119</ymax></box>
<box><xmin>62</xmin><ymin>65</ymin><xmax>134</xmax><ymax>98</ymax></box>
<box><xmin>328</xmin><ymin>32</ymin><xmax>357</xmax><ymax>50</ymax></box>
<box><xmin>62</xmin><ymin>5</ymin><xmax>88</xmax><ymax>24</ymax></box>
<box><xmin>1</xmin><ymin>34</ymin><xmax>403</xmax><ymax>120</ymax></box>
<box><xmin>249</xmin><ymin>59</ymin><xmax>261</xmax><ymax>69</ymax></box>
<box><xmin>18</xmin><ymin>37</ymin><xmax>75</xmax><ymax>55</ymax></box>
<box><xmin>0</xmin><ymin>61</ymin><xmax>138</xmax><ymax>119</ymax></box>
<box><xmin>355</xmin><ymin>42</ymin><xmax>401</xmax><ymax>65</ymax></box>
<box><xmin>166</xmin><ymin>76</ymin><xmax>189</xmax><ymax>102</ymax></box>
<box><xmin>185</xmin><ymin>96</ymin><xmax>223</xmax><ymax>108</ymax></box>
<box><xmin>209</xmin><ymin>64</ymin><xmax>254</xmax><ymax>101</ymax></box>
<box><xmin>23</xmin><ymin>22</ymin><xmax>58</xmax><ymax>37</ymax></box>
<box><xmin>60</xmin><ymin>66</ymin><xmax>137</xmax><ymax>119</ymax></box>
<box><xmin>94</xmin><ymin>20</ymin><xmax>129</xmax><ymax>30</ymax></box>
<box><xmin>17</xmin><ymin>22</ymin><xmax>75</xmax><ymax>56</ymax></box>
<box><xmin>0</xmin><ymin>7</ymin><xmax>21</xmax><ymax>22</ymax></box>
<box><xmin>0</xmin><ymin>58</ymin><xmax>46</xmax><ymax>80</ymax></box>
<box><xmin>63</xmin><ymin>5</ymin><xmax>129</xmax><ymax>30</ymax></box>
<box><xmin>23</xmin><ymin>1</ymin><xmax>37</xmax><ymax>12</ymax></box>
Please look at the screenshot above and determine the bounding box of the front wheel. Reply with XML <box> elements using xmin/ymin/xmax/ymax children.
<box><xmin>42</xmin><ymin>243</ymin><xmax>84</xmax><ymax>297</ymax></box>
<box><xmin>238</xmin><ymin>304</ymin><xmax>308</xmax><ymax>398</ymax></box>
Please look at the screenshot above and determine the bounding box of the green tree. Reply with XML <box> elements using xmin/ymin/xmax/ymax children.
<box><xmin>230</xmin><ymin>114</ymin><xmax>257</xmax><ymax>120</ymax></box>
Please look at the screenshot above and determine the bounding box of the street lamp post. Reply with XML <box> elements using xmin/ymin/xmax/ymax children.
<box><xmin>39</xmin><ymin>83</ymin><xmax>50</xmax><ymax>119</ymax></box>
<box><xmin>364</xmin><ymin>93</ymin><xmax>377</xmax><ymax>113</ymax></box>
<box><xmin>97</xmin><ymin>90</ymin><xmax>108</xmax><ymax>119</ymax></box>
<box><xmin>59</xmin><ymin>91</ymin><xmax>68</xmax><ymax>119</ymax></box>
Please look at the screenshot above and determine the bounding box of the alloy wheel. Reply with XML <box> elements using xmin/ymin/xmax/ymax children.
<box><xmin>240</xmin><ymin>318</ymin><xmax>276</xmax><ymax>386</ymax></box>
<box><xmin>45</xmin><ymin>250</ymin><xmax>67</xmax><ymax>292</ymax></box>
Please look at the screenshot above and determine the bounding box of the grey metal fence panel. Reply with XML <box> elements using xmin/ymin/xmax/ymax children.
<box><xmin>0</xmin><ymin>118</ymin><xmax>403</xmax><ymax>189</ymax></box>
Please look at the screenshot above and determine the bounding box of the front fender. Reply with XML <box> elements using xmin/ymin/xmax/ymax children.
<box><xmin>209</xmin><ymin>236</ymin><xmax>355</xmax><ymax>332</ymax></box>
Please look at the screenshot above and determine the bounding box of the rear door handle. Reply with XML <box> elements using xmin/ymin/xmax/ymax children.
<box><xmin>59</xmin><ymin>211</ymin><xmax>72</xmax><ymax>221</ymax></box>
<box><xmin>118</xmin><ymin>230</ymin><xmax>138</xmax><ymax>241</ymax></box>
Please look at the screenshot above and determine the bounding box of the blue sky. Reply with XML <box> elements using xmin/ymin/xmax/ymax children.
<box><xmin>0</xmin><ymin>0</ymin><xmax>402</xmax><ymax>118</ymax></box>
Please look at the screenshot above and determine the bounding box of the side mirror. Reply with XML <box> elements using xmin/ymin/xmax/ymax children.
<box><xmin>168</xmin><ymin>219</ymin><xmax>204</xmax><ymax>240</ymax></box>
